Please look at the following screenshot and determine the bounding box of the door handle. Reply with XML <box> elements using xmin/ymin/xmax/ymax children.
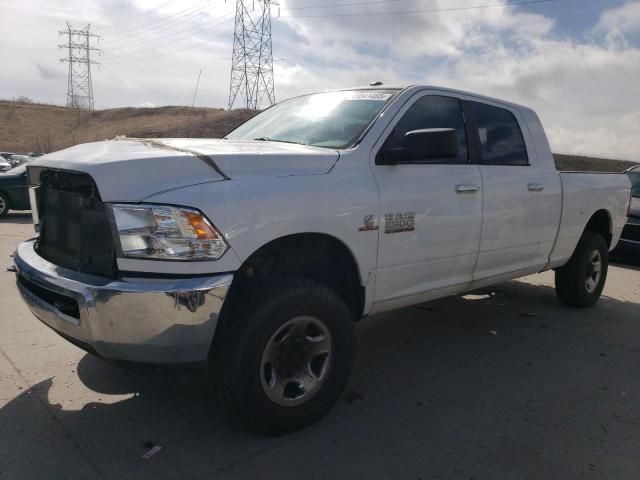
<box><xmin>455</xmin><ymin>184</ymin><xmax>480</xmax><ymax>194</ymax></box>
<box><xmin>528</xmin><ymin>183</ymin><xmax>545</xmax><ymax>192</ymax></box>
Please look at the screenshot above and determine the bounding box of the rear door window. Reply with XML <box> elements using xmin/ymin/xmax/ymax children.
<box><xmin>468</xmin><ymin>102</ymin><xmax>529</xmax><ymax>166</ymax></box>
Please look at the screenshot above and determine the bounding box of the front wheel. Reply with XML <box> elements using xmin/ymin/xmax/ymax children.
<box><xmin>215</xmin><ymin>277</ymin><xmax>355</xmax><ymax>434</ymax></box>
<box><xmin>555</xmin><ymin>232</ymin><xmax>608</xmax><ymax>307</ymax></box>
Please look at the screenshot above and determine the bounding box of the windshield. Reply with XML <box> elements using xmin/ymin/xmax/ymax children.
<box><xmin>628</xmin><ymin>171</ymin><xmax>640</xmax><ymax>197</ymax></box>
<box><xmin>225</xmin><ymin>90</ymin><xmax>398</xmax><ymax>149</ymax></box>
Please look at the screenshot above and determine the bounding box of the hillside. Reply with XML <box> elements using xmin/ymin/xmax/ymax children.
<box><xmin>0</xmin><ymin>100</ymin><xmax>637</xmax><ymax>172</ymax></box>
<box><xmin>552</xmin><ymin>153</ymin><xmax>636</xmax><ymax>173</ymax></box>
<box><xmin>0</xmin><ymin>100</ymin><xmax>257</xmax><ymax>154</ymax></box>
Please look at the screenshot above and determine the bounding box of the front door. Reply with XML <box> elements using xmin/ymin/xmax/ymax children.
<box><xmin>370</xmin><ymin>92</ymin><xmax>483</xmax><ymax>308</ymax></box>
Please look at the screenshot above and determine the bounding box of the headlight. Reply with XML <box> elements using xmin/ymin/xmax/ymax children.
<box><xmin>111</xmin><ymin>204</ymin><xmax>228</xmax><ymax>260</ymax></box>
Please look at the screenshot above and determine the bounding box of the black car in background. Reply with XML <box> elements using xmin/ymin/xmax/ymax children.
<box><xmin>611</xmin><ymin>166</ymin><xmax>640</xmax><ymax>263</ymax></box>
<box><xmin>0</xmin><ymin>163</ymin><xmax>29</xmax><ymax>217</ymax></box>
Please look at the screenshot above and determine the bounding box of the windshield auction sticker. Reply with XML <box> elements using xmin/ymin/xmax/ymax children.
<box><xmin>344</xmin><ymin>92</ymin><xmax>393</xmax><ymax>101</ymax></box>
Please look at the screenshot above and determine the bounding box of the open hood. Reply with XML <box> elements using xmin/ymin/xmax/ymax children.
<box><xmin>30</xmin><ymin>138</ymin><xmax>339</xmax><ymax>201</ymax></box>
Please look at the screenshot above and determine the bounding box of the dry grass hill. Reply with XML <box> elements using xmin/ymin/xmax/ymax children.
<box><xmin>0</xmin><ymin>100</ymin><xmax>257</xmax><ymax>154</ymax></box>
<box><xmin>551</xmin><ymin>153</ymin><xmax>636</xmax><ymax>172</ymax></box>
<box><xmin>0</xmin><ymin>100</ymin><xmax>637</xmax><ymax>172</ymax></box>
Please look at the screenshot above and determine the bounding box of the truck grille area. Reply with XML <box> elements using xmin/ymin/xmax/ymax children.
<box><xmin>33</xmin><ymin>168</ymin><xmax>118</xmax><ymax>278</ymax></box>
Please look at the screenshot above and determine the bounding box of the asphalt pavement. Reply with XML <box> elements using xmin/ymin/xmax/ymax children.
<box><xmin>1</xmin><ymin>212</ymin><xmax>639</xmax><ymax>480</ymax></box>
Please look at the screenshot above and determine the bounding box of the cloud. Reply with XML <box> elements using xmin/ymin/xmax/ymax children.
<box><xmin>35</xmin><ymin>62</ymin><xmax>64</xmax><ymax>80</ymax></box>
<box><xmin>274</xmin><ymin>0</ymin><xmax>640</xmax><ymax>160</ymax></box>
<box><xmin>0</xmin><ymin>0</ymin><xmax>638</xmax><ymax>160</ymax></box>
<box><xmin>594</xmin><ymin>1</ymin><xmax>640</xmax><ymax>36</ymax></box>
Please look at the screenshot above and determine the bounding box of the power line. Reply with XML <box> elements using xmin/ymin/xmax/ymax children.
<box><xmin>283</xmin><ymin>0</ymin><xmax>552</xmax><ymax>9</ymax></box>
<box><xmin>113</xmin><ymin>61</ymin><xmax>179</xmax><ymax>95</ymax></box>
<box><xmin>98</xmin><ymin>0</ymin><xmax>176</xmax><ymax>33</ymax></box>
<box><xmin>276</xmin><ymin>0</ymin><xmax>559</xmax><ymax>18</ymax></box>
<box><xmin>102</xmin><ymin>0</ymin><xmax>553</xmax><ymax>65</ymax></box>
<box><xmin>101</xmin><ymin>21</ymin><xmax>235</xmax><ymax>66</ymax></box>
<box><xmin>104</xmin><ymin>44</ymin><xmax>231</xmax><ymax>65</ymax></box>
<box><xmin>87</xmin><ymin>0</ymin><xmax>560</xmax><ymax>110</ymax></box>
<box><xmin>101</xmin><ymin>12</ymin><xmax>227</xmax><ymax>56</ymax></box>
<box><xmin>284</xmin><ymin>0</ymin><xmax>413</xmax><ymax>8</ymax></box>
<box><xmin>95</xmin><ymin>8</ymin><xmax>232</xmax><ymax>65</ymax></box>
<box><xmin>103</xmin><ymin>13</ymin><xmax>235</xmax><ymax>61</ymax></box>
<box><xmin>102</xmin><ymin>4</ymin><xmax>212</xmax><ymax>46</ymax></box>
<box><xmin>104</xmin><ymin>62</ymin><xmax>176</xmax><ymax>102</ymax></box>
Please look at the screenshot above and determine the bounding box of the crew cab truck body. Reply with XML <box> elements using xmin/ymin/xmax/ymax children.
<box><xmin>14</xmin><ymin>85</ymin><xmax>631</xmax><ymax>433</ymax></box>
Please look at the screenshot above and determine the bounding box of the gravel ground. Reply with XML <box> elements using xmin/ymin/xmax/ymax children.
<box><xmin>1</xmin><ymin>212</ymin><xmax>639</xmax><ymax>480</ymax></box>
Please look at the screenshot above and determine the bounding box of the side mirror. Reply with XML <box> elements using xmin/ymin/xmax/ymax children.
<box><xmin>403</xmin><ymin>128</ymin><xmax>458</xmax><ymax>161</ymax></box>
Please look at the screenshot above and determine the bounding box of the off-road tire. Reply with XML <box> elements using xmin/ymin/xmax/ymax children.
<box><xmin>213</xmin><ymin>277</ymin><xmax>355</xmax><ymax>435</ymax></box>
<box><xmin>555</xmin><ymin>232</ymin><xmax>608</xmax><ymax>308</ymax></box>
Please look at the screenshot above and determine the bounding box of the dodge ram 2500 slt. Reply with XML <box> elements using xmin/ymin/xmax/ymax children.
<box><xmin>14</xmin><ymin>85</ymin><xmax>632</xmax><ymax>433</ymax></box>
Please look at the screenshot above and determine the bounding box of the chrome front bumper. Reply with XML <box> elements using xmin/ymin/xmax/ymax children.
<box><xmin>14</xmin><ymin>238</ymin><xmax>233</xmax><ymax>364</ymax></box>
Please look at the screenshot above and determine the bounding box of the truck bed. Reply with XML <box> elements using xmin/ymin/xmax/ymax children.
<box><xmin>548</xmin><ymin>171</ymin><xmax>631</xmax><ymax>268</ymax></box>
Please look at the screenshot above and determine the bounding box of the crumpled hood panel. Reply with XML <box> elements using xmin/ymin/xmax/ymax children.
<box><xmin>30</xmin><ymin>138</ymin><xmax>339</xmax><ymax>201</ymax></box>
<box><xmin>159</xmin><ymin>138</ymin><xmax>339</xmax><ymax>179</ymax></box>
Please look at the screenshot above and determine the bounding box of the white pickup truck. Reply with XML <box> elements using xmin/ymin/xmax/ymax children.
<box><xmin>14</xmin><ymin>85</ymin><xmax>632</xmax><ymax>433</ymax></box>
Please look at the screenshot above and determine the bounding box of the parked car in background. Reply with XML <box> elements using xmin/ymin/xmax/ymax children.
<box><xmin>0</xmin><ymin>163</ymin><xmax>29</xmax><ymax>216</ymax></box>
<box><xmin>0</xmin><ymin>152</ymin><xmax>16</xmax><ymax>161</ymax></box>
<box><xmin>8</xmin><ymin>155</ymin><xmax>31</xmax><ymax>167</ymax></box>
<box><xmin>611</xmin><ymin>165</ymin><xmax>640</xmax><ymax>262</ymax></box>
<box><xmin>0</xmin><ymin>161</ymin><xmax>12</xmax><ymax>172</ymax></box>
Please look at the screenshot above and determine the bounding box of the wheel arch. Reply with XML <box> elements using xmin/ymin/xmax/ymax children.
<box><xmin>0</xmin><ymin>188</ymin><xmax>12</xmax><ymax>201</ymax></box>
<box><xmin>229</xmin><ymin>232</ymin><xmax>365</xmax><ymax>320</ymax></box>
<box><xmin>583</xmin><ymin>209</ymin><xmax>612</xmax><ymax>248</ymax></box>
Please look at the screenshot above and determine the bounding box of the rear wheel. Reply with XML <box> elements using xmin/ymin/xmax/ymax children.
<box><xmin>555</xmin><ymin>232</ymin><xmax>608</xmax><ymax>307</ymax></box>
<box><xmin>214</xmin><ymin>277</ymin><xmax>355</xmax><ymax>434</ymax></box>
<box><xmin>0</xmin><ymin>192</ymin><xmax>9</xmax><ymax>217</ymax></box>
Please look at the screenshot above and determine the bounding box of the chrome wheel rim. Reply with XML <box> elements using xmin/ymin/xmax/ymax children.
<box><xmin>260</xmin><ymin>315</ymin><xmax>332</xmax><ymax>407</ymax></box>
<box><xmin>585</xmin><ymin>249</ymin><xmax>602</xmax><ymax>294</ymax></box>
<box><xmin>0</xmin><ymin>196</ymin><xmax>6</xmax><ymax>215</ymax></box>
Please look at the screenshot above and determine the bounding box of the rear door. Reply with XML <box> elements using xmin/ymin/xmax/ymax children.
<box><xmin>370</xmin><ymin>91</ymin><xmax>483</xmax><ymax>308</ymax></box>
<box><xmin>465</xmin><ymin>100</ymin><xmax>547</xmax><ymax>283</ymax></box>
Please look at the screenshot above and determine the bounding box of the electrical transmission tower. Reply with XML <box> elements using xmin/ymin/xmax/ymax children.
<box><xmin>59</xmin><ymin>23</ymin><xmax>101</xmax><ymax>110</ymax></box>
<box><xmin>228</xmin><ymin>0</ymin><xmax>278</xmax><ymax>110</ymax></box>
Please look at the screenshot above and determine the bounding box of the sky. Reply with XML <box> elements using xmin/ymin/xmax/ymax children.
<box><xmin>0</xmin><ymin>0</ymin><xmax>639</xmax><ymax>160</ymax></box>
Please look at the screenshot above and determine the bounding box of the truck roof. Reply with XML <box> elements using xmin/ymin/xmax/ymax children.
<box><xmin>336</xmin><ymin>84</ymin><xmax>533</xmax><ymax>114</ymax></box>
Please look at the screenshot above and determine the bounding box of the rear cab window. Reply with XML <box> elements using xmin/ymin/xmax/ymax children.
<box><xmin>467</xmin><ymin>101</ymin><xmax>529</xmax><ymax>166</ymax></box>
